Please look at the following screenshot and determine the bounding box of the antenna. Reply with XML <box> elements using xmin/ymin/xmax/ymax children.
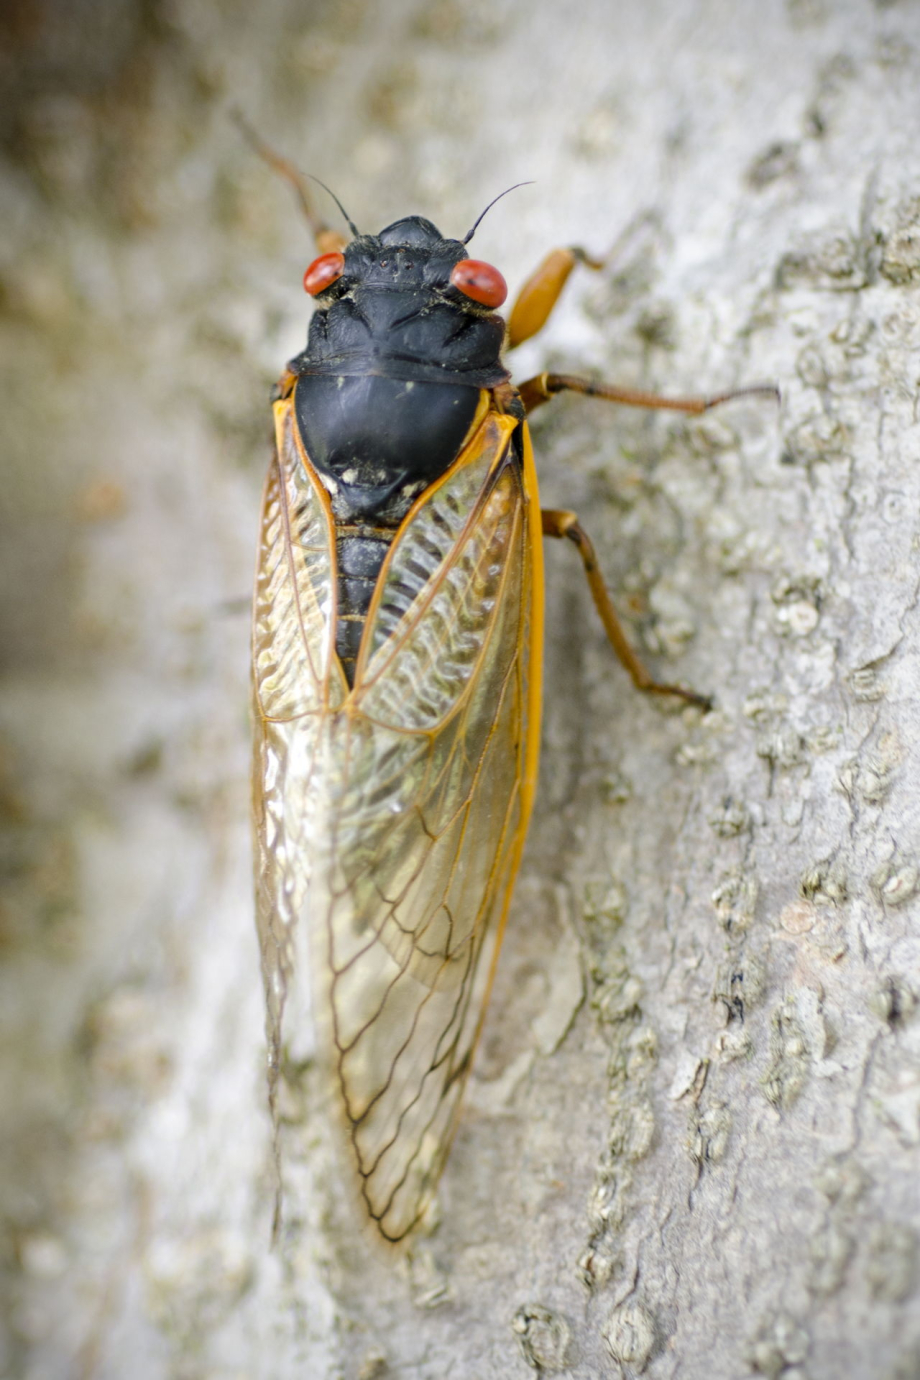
<box><xmin>461</xmin><ymin>182</ymin><xmax>534</xmax><ymax>244</ymax></box>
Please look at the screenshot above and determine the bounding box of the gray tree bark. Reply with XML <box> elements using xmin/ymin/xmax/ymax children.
<box><xmin>2</xmin><ymin>1</ymin><xmax>920</xmax><ymax>1377</ymax></box>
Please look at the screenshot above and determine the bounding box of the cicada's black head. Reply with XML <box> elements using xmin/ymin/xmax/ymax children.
<box><xmin>289</xmin><ymin>209</ymin><xmax>513</xmax><ymax>529</ymax></box>
<box><xmin>336</xmin><ymin>218</ymin><xmax>472</xmax><ymax>300</ymax></box>
<box><xmin>376</xmin><ymin>214</ymin><xmax>452</xmax><ymax>248</ymax></box>
<box><xmin>290</xmin><ymin>213</ymin><xmax>510</xmax><ymax>391</ymax></box>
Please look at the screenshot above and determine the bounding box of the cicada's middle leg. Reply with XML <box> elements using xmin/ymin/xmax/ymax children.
<box><xmin>506</xmin><ymin>243</ymin><xmax>779</xmax><ymax>710</ymax></box>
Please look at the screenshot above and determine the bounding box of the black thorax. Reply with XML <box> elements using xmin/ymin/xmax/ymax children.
<box><xmin>289</xmin><ymin>216</ymin><xmax>509</xmax><ymax>685</ymax></box>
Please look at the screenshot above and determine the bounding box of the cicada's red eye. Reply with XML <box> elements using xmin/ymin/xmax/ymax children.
<box><xmin>449</xmin><ymin>258</ymin><xmax>508</xmax><ymax>308</ymax></box>
<box><xmin>304</xmin><ymin>251</ymin><xmax>345</xmax><ymax>296</ymax></box>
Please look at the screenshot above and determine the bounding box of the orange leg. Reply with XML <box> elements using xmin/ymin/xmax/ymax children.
<box><xmin>272</xmin><ymin>366</ymin><xmax>299</xmax><ymax>401</ymax></box>
<box><xmin>507</xmin><ymin>247</ymin><xmax>604</xmax><ymax>350</ymax></box>
<box><xmin>520</xmin><ymin>371</ymin><xmax>780</xmax><ymax>417</ymax></box>
<box><xmin>232</xmin><ymin>109</ymin><xmax>347</xmax><ymax>255</ymax></box>
<box><xmin>541</xmin><ymin>508</ymin><xmax>712</xmax><ymax>711</ymax></box>
<box><xmin>507</xmin><ymin>244</ymin><xmax>780</xmax><ymax>413</ymax></box>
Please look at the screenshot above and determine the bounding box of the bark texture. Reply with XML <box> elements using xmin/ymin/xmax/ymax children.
<box><xmin>2</xmin><ymin>1</ymin><xmax>920</xmax><ymax>1377</ymax></box>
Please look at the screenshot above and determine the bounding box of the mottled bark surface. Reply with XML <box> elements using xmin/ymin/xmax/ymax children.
<box><xmin>2</xmin><ymin>2</ymin><xmax>920</xmax><ymax>1377</ymax></box>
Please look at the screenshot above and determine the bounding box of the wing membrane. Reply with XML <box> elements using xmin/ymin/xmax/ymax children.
<box><xmin>252</xmin><ymin>402</ymin><xmax>343</xmax><ymax>721</ymax></box>
<box><xmin>357</xmin><ymin>411</ymin><xmax>519</xmax><ymax>730</ymax></box>
<box><xmin>252</xmin><ymin>397</ymin><xmax>542</xmax><ymax>1242</ymax></box>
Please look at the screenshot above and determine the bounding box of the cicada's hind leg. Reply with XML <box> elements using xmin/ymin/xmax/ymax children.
<box><xmin>541</xmin><ymin>509</ymin><xmax>711</xmax><ymax>711</ymax></box>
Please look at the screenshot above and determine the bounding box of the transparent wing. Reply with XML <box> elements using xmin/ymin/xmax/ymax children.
<box><xmin>253</xmin><ymin>400</ymin><xmax>542</xmax><ymax>1243</ymax></box>
<box><xmin>252</xmin><ymin>401</ymin><xmax>343</xmax><ymax>722</ymax></box>
<box><xmin>318</xmin><ymin>413</ymin><xmax>538</xmax><ymax>1240</ymax></box>
<box><xmin>252</xmin><ymin>399</ymin><xmax>344</xmax><ymax>1117</ymax></box>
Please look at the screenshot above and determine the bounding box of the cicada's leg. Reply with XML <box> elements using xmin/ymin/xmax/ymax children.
<box><xmin>272</xmin><ymin>366</ymin><xmax>299</xmax><ymax>402</ymax></box>
<box><xmin>519</xmin><ymin>372</ymin><xmax>780</xmax><ymax>417</ymax></box>
<box><xmin>541</xmin><ymin>508</ymin><xmax>712</xmax><ymax>711</ymax></box>
<box><xmin>506</xmin><ymin>248</ymin><xmax>604</xmax><ymax>350</ymax></box>
<box><xmin>232</xmin><ymin>109</ymin><xmax>347</xmax><ymax>256</ymax></box>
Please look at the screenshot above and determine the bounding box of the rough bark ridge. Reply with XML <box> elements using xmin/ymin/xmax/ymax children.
<box><xmin>2</xmin><ymin>2</ymin><xmax>919</xmax><ymax>1377</ymax></box>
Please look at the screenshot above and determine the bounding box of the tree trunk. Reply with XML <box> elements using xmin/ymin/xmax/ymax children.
<box><xmin>3</xmin><ymin>2</ymin><xmax>919</xmax><ymax>1376</ymax></box>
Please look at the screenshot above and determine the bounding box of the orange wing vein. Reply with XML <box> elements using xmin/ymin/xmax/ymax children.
<box><xmin>252</xmin><ymin>396</ymin><xmax>543</xmax><ymax>1241</ymax></box>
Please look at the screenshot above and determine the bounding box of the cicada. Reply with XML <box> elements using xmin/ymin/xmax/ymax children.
<box><xmin>246</xmin><ymin>129</ymin><xmax>776</xmax><ymax>1243</ymax></box>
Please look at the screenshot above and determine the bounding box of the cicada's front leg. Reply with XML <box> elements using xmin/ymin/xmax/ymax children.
<box><xmin>506</xmin><ymin>246</ymin><xmax>604</xmax><ymax>350</ymax></box>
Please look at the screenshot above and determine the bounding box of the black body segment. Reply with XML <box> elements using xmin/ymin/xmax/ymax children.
<box><xmin>287</xmin><ymin>214</ymin><xmax>511</xmax><ymax>684</ymax></box>
<box><xmin>289</xmin><ymin>217</ymin><xmax>509</xmax><ymax>390</ymax></box>
<box><xmin>287</xmin><ymin>215</ymin><xmax>512</xmax><ymax>685</ymax></box>
<box><xmin>332</xmin><ymin>525</ymin><xmax>396</xmax><ymax>684</ymax></box>
<box><xmin>295</xmin><ymin>294</ymin><xmax>507</xmax><ymax>387</ymax></box>
<box><xmin>294</xmin><ymin>374</ymin><xmax>481</xmax><ymax>523</ymax></box>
